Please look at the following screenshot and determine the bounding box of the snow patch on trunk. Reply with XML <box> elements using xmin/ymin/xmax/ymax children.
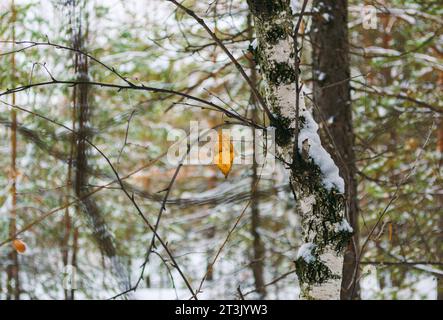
<box><xmin>334</xmin><ymin>219</ymin><xmax>353</xmax><ymax>233</ymax></box>
<box><xmin>297</xmin><ymin>242</ymin><xmax>316</xmax><ymax>263</ymax></box>
<box><xmin>298</xmin><ymin>106</ymin><xmax>345</xmax><ymax>193</ymax></box>
<box><xmin>290</xmin><ymin>0</ymin><xmax>300</xmax><ymax>14</ymax></box>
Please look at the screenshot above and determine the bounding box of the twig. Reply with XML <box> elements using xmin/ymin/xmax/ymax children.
<box><xmin>0</xmin><ymin>40</ymin><xmax>134</xmax><ymax>86</ymax></box>
<box><xmin>166</xmin><ymin>0</ymin><xmax>273</xmax><ymax>120</ymax></box>
<box><xmin>0</xmin><ymin>100</ymin><xmax>197</xmax><ymax>299</ymax></box>
<box><xmin>349</xmin><ymin>117</ymin><xmax>437</xmax><ymax>297</ymax></box>
<box><xmin>0</xmin><ymin>78</ymin><xmax>261</xmax><ymax>129</ymax></box>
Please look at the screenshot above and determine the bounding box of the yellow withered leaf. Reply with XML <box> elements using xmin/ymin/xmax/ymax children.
<box><xmin>214</xmin><ymin>130</ymin><xmax>234</xmax><ymax>178</ymax></box>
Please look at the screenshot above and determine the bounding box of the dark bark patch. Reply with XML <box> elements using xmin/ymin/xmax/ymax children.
<box><xmin>264</xmin><ymin>25</ymin><xmax>287</xmax><ymax>44</ymax></box>
<box><xmin>270</xmin><ymin>113</ymin><xmax>294</xmax><ymax>147</ymax></box>
<box><xmin>247</xmin><ymin>0</ymin><xmax>288</xmax><ymax>18</ymax></box>
<box><xmin>268</xmin><ymin>62</ymin><xmax>297</xmax><ymax>85</ymax></box>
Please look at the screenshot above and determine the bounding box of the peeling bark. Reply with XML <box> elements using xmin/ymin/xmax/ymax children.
<box><xmin>247</xmin><ymin>0</ymin><xmax>352</xmax><ymax>299</ymax></box>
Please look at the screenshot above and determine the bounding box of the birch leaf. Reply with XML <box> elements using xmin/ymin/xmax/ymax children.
<box><xmin>214</xmin><ymin>130</ymin><xmax>234</xmax><ymax>178</ymax></box>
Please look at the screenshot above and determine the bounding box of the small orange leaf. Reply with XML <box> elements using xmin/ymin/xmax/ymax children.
<box><xmin>12</xmin><ymin>239</ymin><xmax>26</xmax><ymax>254</ymax></box>
<box><xmin>214</xmin><ymin>130</ymin><xmax>234</xmax><ymax>178</ymax></box>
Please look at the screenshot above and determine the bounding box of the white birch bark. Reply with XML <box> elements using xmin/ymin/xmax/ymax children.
<box><xmin>247</xmin><ymin>0</ymin><xmax>353</xmax><ymax>300</ymax></box>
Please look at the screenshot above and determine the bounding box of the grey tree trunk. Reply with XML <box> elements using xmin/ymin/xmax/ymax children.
<box><xmin>247</xmin><ymin>0</ymin><xmax>353</xmax><ymax>299</ymax></box>
<box><xmin>248</xmin><ymin>14</ymin><xmax>267</xmax><ymax>298</ymax></box>
<box><xmin>250</xmin><ymin>128</ymin><xmax>267</xmax><ymax>298</ymax></box>
<box><xmin>310</xmin><ymin>0</ymin><xmax>360</xmax><ymax>299</ymax></box>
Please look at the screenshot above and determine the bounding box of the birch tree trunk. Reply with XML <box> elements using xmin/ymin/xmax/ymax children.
<box><xmin>310</xmin><ymin>0</ymin><xmax>360</xmax><ymax>299</ymax></box>
<box><xmin>247</xmin><ymin>0</ymin><xmax>353</xmax><ymax>300</ymax></box>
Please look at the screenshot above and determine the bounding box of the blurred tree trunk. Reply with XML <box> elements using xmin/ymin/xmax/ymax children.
<box><xmin>438</xmin><ymin>207</ymin><xmax>443</xmax><ymax>300</ymax></box>
<box><xmin>247</xmin><ymin>0</ymin><xmax>352</xmax><ymax>300</ymax></box>
<box><xmin>249</xmin><ymin>19</ymin><xmax>267</xmax><ymax>298</ymax></box>
<box><xmin>248</xmin><ymin>13</ymin><xmax>266</xmax><ymax>298</ymax></box>
<box><xmin>6</xmin><ymin>0</ymin><xmax>20</xmax><ymax>300</ymax></box>
<box><xmin>438</xmin><ymin>118</ymin><xmax>443</xmax><ymax>300</ymax></box>
<box><xmin>68</xmin><ymin>1</ymin><xmax>129</xmax><ymax>295</ymax></box>
<box><xmin>310</xmin><ymin>0</ymin><xmax>360</xmax><ymax>299</ymax></box>
<box><xmin>61</xmin><ymin>38</ymin><xmax>76</xmax><ymax>301</ymax></box>
<box><xmin>250</xmin><ymin>138</ymin><xmax>266</xmax><ymax>298</ymax></box>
